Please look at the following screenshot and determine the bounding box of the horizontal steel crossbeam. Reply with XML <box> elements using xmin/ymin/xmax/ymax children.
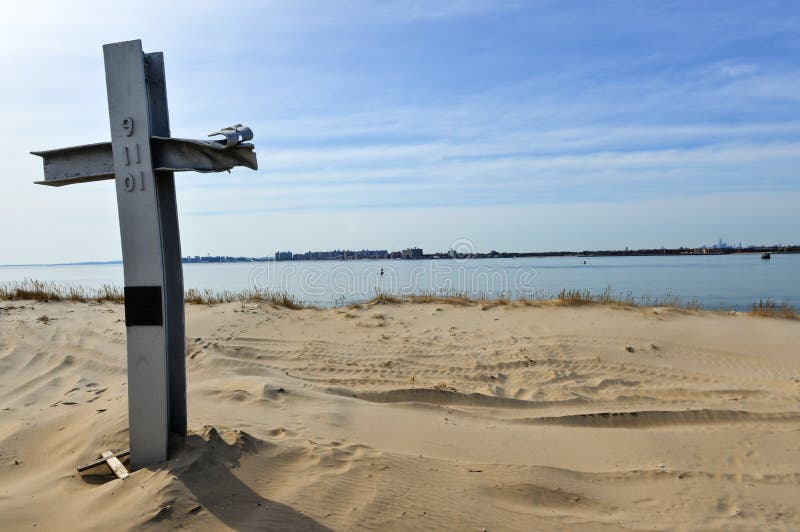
<box><xmin>31</xmin><ymin>137</ymin><xmax>258</xmax><ymax>186</ymax></box>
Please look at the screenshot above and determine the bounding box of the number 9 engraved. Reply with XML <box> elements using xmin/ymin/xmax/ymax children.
<box><xmin>121</xmin><ymin>116</ymin><xmax>134</xmax><ymax>136</ymax></box>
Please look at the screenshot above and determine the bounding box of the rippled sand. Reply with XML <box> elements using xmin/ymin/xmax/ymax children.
<box><xmin>1</xmin><ymin>300</ymin><xmax>799</xmax><ymax>530</ymax></box>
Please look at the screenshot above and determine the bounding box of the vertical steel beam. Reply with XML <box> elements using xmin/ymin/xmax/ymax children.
<box><xmin>103</xmin><ymin>40</ymin><xmax>169</xmax><ymax>469</ymax></box>
<box><xmin>145</xmin><ymin>52</ymin><xmax>187</xmax><ymax>438</ymax></box>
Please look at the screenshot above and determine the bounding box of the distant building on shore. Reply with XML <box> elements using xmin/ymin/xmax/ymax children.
<box><xmin>275</xmin><ymin>249</ymin><xmax>391</xmax><ymax>261</ymax></box>
<box><xmin>349</xmin><ymin>249</ymin><xmax>389</xmax><ymax>260</ymax></box>
<box><xmin>401</xmin><ymin>247</ymin><xmax>423</xmax><ymax>259</ymax></box>
<box><xmin>190</xmin><ymin>242</ymin><xmax>800</xmax><ymax>263</ymax></box>
<box><xmin>182</xmin><ymin>255</ymin><xmax>263</xmax><ymax>263</ymax></box>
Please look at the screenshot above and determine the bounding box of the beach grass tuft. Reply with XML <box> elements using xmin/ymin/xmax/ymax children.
<box><xmin>407</xmin><ymin>292</ymin><xmax>475</xmax><ymax>306</ymax></box>
<box><xmin>552</xmin><ymin>287</ymin><xmax>637</xmax><ymax>308</ymax></box>
<box><xmin>367</xmin><ymin>291</ymin><xmax>403</xmax><ymax>304</ymax></box>
<box><xmin>1</xmin><ymin>280</ymin><xmax>306</xmax><ymax>309</ymax></box>
<box><xmin>184</xmin><ymin>287</ymin><xmax>310</xmax><ymax>309</ymax></box>
<box><xmin>0</xmin><ymin>279</ymin><xmax>123</xmax><ymax>303</ymax></box>
<box><xmin>750</xmin><ymin>298</ymin><xmax>796</xmax><ymax>319</ymax></box>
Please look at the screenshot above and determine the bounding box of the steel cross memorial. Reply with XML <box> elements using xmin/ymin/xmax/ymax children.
<box><xmin>31</xmin><ymin>40</ymin><xmax>257</xmax><ymax>469</ymax></box>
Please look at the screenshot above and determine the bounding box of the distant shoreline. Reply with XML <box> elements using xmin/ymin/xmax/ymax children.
<box><xmin>2</xmin><ymin>245</ymin><xmax>798</xmax><ymax>267</ymax></box>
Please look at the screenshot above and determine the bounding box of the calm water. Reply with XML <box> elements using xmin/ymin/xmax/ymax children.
<box><xmin>1</xmin><ymin>254</ymin><xmax>798</xmax><ymax>310</ymax></box>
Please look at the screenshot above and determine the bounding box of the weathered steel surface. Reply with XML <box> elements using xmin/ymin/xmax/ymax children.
<box><xmin>104</xmin><ymin>39</ymin><xmax>170</xmax><ymax>469</ymax></box>
<box><xmin>145</xmin><ymin>51</ymin><xmax>186</xmax><ymax>439</ymax></box>
<box><xmin>31</xmin><ymin>142</ymin><xmax>114</xmax><ymax>186</ymax></box>
<box><xmin>153</xmin><ymin>136</ymin><xmax>257</xmax><ymax>174</ymax></box>
<box><xmin>32</xmin><ymin>137</ymin><xmax>257</xmax><ymax>186</ymax></box>
<box><xmin>33</xmin><ymin>38</ymin><xmax>258</xmax><ymax>471</ymax></box>
<box><xmin>209</xmin><ymin>124</ymin><xmax>254</xmax><ymax>148</ymax></box>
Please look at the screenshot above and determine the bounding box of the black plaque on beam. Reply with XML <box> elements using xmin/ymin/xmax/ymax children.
<box><xmin>124</xmin><ymin>286</ymin><xmax>164</xmax><ymax>326</ymax></box>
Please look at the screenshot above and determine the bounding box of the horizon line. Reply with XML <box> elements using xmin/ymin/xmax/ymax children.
<box><xmin>3</xmin><ymin>242</ymin><xmax>799</xmax><ymax>268</ymax></box>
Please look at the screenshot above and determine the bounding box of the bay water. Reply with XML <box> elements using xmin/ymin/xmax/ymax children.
<box><xmin>2</xmin><ymin>254</ymin><xmax>798</xmax><ymax>310</ymax></box>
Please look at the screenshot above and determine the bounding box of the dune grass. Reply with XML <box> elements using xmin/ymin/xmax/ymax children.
<box><xmin>358</xmin><ymin>289</ymin><xmax>501</xmax><ymax>309</ymax></box>
<box><xmin>180</xmin><ymin>287</ymin><xmax>309</xmax><ymax>309</ymax></box>
<box><xmin>361</xmin><ymin>287</ymin><xmax>797</xmax><ymax>319</ymax></box>
<box><xmin>1</xmin><ymin>279</ymin><xmax>308</xmax><ymax>309</ymax></box>
<box><xmin>363</xmin><ymin>287</ymin><xmax>684</xmax><ymax>311</ymax></box>
<box><xmin>362</xmin><ymin>288</ymin><xmax>674</xmax><ymax>311</ymax></box>
<box><xmin>0</xmin><ymin>279</ymin><xmax>123</xmax><ymax>303</ymax></box>
<box><xmin>408</xmin><ymin>291</ymin><xmax>475</xmax><ymax>307</ymax></box>
<box><xmin>750</xmin><ymin>298</ymin><xmax>796</xmax><ymax>319</ymax></box>
<box><xmin>1</xmin><ymin>279</ymin><xmax>796</xmax><ymax>319</ymax></box>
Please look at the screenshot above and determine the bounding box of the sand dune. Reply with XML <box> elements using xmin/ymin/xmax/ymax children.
<box><xmin>1</xmin><ymin>300</ymin><xmax>799</xmax><ymax>530</ymax></box>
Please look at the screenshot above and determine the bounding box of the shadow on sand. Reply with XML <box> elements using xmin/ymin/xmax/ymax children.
<box><xmin>77</xmin><ymin>428</ymin><xmax>329</xmax><ymax>529</ymax></box>
<box><xmin>166</xmin><ymin>430</ymin><xmax>331</xmax><ymax>531</ymax></box>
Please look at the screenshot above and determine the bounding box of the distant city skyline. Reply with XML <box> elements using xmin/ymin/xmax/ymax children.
<box><xmin>4</xmin><ymin>239</ymin><xmax>799</xmax><ymax>267</ymax></box>
<box><xmin>3</xmin><ymin>1</ymin><xmax>800</xmax><ymax>264</ymax></box>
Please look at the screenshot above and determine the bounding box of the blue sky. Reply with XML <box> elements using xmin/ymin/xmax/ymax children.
<box><xmin>2</xmin><ymin>1</ymin><xmax>799</xmax><ymax>263</ymax></box>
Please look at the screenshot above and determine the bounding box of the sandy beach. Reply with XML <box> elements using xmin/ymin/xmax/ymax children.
<box><xmin>1</xmin><ymin>300</ymin><xmax>799</xmax><ymax>530</ymax></box>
